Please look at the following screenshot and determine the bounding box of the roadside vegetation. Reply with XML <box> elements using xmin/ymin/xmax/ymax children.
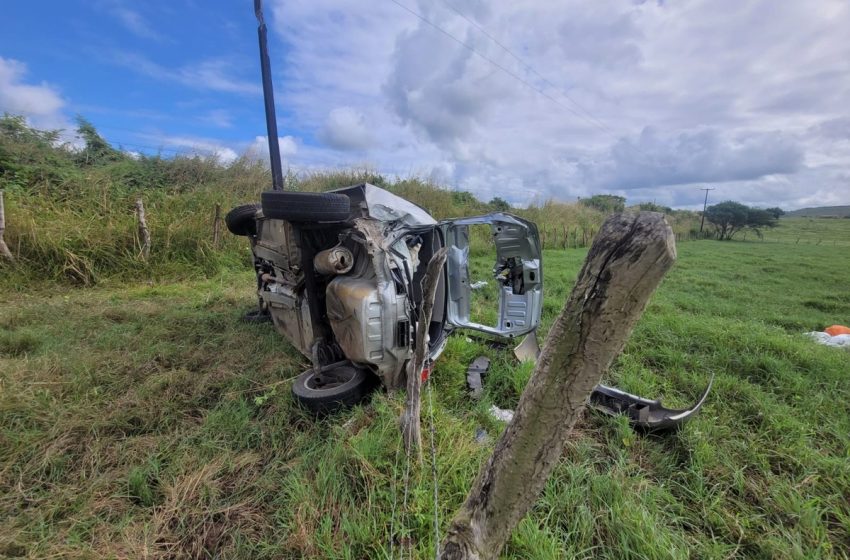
<box><xmin>1</xmin><ymin>115</ymin><xmax>702</xmax><ymax>288</ymax></box>
<box><xmin>2</xmin><ymin>116</ymin><xmax>849</xmax><ymax>558</ymax></box>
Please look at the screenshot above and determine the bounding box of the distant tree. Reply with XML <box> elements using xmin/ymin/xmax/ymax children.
<box><xmin>746</xmin><ymin>208</ymin><xmax>779</xmax><ymax>238</ymax></box>
<box><xmin>75</xmin><ymin>116</ymin><xmax>123</xmax><ymax>166</ymax></box>
<box><xmin>0</xmin><ymin>113</ymin><xmax>61</xmax><ymax>146</ymax></box>
<box><xmin>705</xmin><ymin>201</ymin><xmax>778</xmax><ymax>240</ymax></box>
<box><xmin>637</xmin><ymin>202</ymin><xmax>673</xmax><ymax>214</ymax></box>
<box><xmin>580</xmin><ymin>194</ymin><xmax>626</xmax><ymax>213</ymax></box>
<box><xmin>451</xmin><ymin>190</ymin><xmax>477</xmax><ymax>207</ymax></box>
<box><xmin>0</xmin><ymin>114</ymin><xmax>77</xmax><ymax>190</ymax></box>
<box><xmin>489</xmin><ymin>196</ymin><xmax>511</xmax><ymax>211</ymax></box>
<box><xmin>764</xmin><ymin>207</ymin><xmax>785</xmax><ymax>219</ymax></box>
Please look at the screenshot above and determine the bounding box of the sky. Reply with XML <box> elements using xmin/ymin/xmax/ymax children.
<box><xmin>1</xmin><ymin>0</ymin><xmax>849</xmax><ymax>210</ymax></box>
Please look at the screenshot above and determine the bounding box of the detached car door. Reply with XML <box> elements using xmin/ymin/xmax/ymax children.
<box><xmin>439</xmin><ymin>213</ymin><xmax>543</xmax><ymax>338</ymax></box>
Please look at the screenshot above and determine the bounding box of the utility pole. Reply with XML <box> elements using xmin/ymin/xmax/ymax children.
<box><xmin>698</xmin><ymin>187</ymin><xmax>715</xmax><ymax>233</ymax></box>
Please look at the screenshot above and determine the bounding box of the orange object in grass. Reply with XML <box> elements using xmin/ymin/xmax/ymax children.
<box><xmin>824</xmin><ymin>325</ymin><xmax>850</xmax><ymax>336</ymax></box>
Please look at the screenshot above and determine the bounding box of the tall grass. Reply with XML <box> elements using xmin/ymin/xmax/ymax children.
<box><xmin>0</xmin><ymin>116</ymin><xmax>699</xmax><ymax>287</ymax></box>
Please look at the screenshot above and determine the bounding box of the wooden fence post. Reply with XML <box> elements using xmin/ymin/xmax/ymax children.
<box><xmin>439</xmin><ymin>213</ymin><xmax>676</xmax><ymax>560</ymax></box>
<box><xmin>0</xmin><ymin>190</ymin><xmax>14</xmax><ymax>262</ymax></box>
<box><xmin>135</xmin><ymin>198</ymin><xmax>151</xmax><ymax>261</ymax></box>
<box><xmin>562</xmin><ymin>225</ymin><xmax>568</xmax><ymax>250</ymax></box>
<box><xmin>212</xmin><ymin>203</ymin><xmax>222</xmax><ymax>248</ymax></box>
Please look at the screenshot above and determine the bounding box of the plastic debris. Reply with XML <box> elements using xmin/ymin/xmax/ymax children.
<box><xmin>805</xmin><ymin>331</ymin><xmax>850</xmax><ymax>349</ymax></box>
<box><xmin>825</xmin><ymin>325</ymin><xmax>850</xmax><ymax>337</ymax></box>
<box><xmin>467</xmin><ymin>356</ymin><xmax>490</xmax><ymax>399</ymax></box>
<box><xmin>470</xmin><ymin>280</ymin><xmax>488</xmax><ymax>290</ymax></box>
<box><xmin>474</xmin><ymin>427</ymin><xmax>490</xmax><ymax>444</ymax></box>
<box><xmin>489</xmin><ymin>405</ymin><xmax>514</xmax><ymax>423</ymax></box>
<box><xmin>514</xmin><ymin>331</ymin><xmax>541</xmax><ymax>362</ymax></box>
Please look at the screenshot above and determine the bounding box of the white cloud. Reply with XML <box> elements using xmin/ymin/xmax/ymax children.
<box><xmin>102</xmin><ymin>1</ymin><xmax>164</xmax><ymax>42</ymax></box>
<box><xmin>319</xmin><ymin>107</ymin><xmax>375</xmax><ymax>151</ymax></box>
<box><xmin>248</xmin><ymin>135</ymin><xmax>299</xmax><ymax>161</ymax></box>
<box><xmin>107</xmin><ymin>52</ymin><xmax>261</xmax><ymax>96</ymax></box>
<box><xmin>255</xmin><ymin>0</ymin><xmax>850</xmax><ymax>209</ymax></box>
<box><xmin>138</xmin><ymin>133</ymin><xmax>240</xmax><ymax>163</ymax></box>
<box><xmin>577</xmin><ymin>127</ymin><xmax>804</xmax><ymax>191</ymax></box>
<box><xmin>201</xmin><ymin>109</ymin><xmax>233</xmax><ymax>128</ymax></box>
<box><xmin>0</xmin><ymin>57</ymin><xmax>68</xmax><ymax>130</ymax></box>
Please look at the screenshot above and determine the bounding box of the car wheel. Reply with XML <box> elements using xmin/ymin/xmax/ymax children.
<box><xmin>291</xmin><ymin>364</ymin><xmax>377</xmax><ymax>414</ymax></box>
<box><xmin>261</xmin><ymin>191</ymin><xmax>350</xmax><ymax>222</ymax></box>
<box><xmin>225</xmin><ymin>203</ymin><xmax>261</xmax><ymax>236</ymax></box>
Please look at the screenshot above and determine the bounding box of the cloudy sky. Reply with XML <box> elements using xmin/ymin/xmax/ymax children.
<box><xmin>2</xmin><ymin>0</ymin><xmax>849</xmax><ymax>209</ymax></box>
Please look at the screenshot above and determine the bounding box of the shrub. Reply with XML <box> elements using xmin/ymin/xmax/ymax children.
<box><xmin>704</xmin><ymin>201</ymin><xmax>778</xmax><ymax>240</ymax></box>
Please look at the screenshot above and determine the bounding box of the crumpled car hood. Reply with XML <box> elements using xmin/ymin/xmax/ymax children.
<box><xmin>332</xmin><ymin>183</ymin><xmax>437</xmax><ymax>227</ymax></box>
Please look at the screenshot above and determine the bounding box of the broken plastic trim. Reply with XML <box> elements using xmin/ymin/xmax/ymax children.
<box><xmin>588</xmin><ymin>374</ymin><xmax>714</xmax><ymax>432</ymax></box>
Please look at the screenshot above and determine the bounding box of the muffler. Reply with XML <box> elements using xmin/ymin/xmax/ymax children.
<box><xmin>314</xmin><ymin>246</ymin><xmax>354</xmax><ymax>275</ymax></box>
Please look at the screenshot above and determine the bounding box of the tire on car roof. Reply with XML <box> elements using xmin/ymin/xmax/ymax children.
<box><xmin>291</xmin><ymin>364</ymin><xmax>377</xmax><ymax>415</ymax></box>
<box><xmin>225</xmin><ymin>203</ymin><xmax>262</xmax><ymax>236</ymax></box>
<box><xmin>261</xmin><ymin>191</ymin><xmax>351</xmax><ymax>222</ymax></box>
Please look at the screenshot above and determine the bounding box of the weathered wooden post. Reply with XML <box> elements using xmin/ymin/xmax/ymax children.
<box><xmin>402</xmin><ymin>247</ymin><xmax>449</xmax><ymax>459</ymax></box>
<box><xmin>212</xmin><ymin>203</ymin><xmax>222</xmax><ymax>248</ymax></box>
<box><xmin>438</xmin><ymin>212</ymin><xmax>676</xmax><ymax>560</ymax></box>
<box><xmin>562</xmin><ymin>224</ymin><xmax>568</xmax><ymax>250</ymax></box>
<box><xmin>135</xmin><ymin>198</ymin><xmax>151</xmax><ymax>261</ymax></box>
<box><xmin>0</xmin><ymin>190</ymin><xmax>14</xmax><ymax>262</ymax></box>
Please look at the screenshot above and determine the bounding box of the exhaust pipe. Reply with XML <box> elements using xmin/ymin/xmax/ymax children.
<box><xmin>254</xmin><ymin>0</ymin><xmax>284</xmax><ymax>191</ymax></box>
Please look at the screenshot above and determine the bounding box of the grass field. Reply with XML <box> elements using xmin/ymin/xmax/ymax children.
<box><xmin>2</xmin><ymin>219</ymin><xmax>849</xmax><ymax>559</ymax></box>
<box><xmin>762</xmin><ymin>217</ymin><xmax>850</xmax><ymax>247</ymax></box>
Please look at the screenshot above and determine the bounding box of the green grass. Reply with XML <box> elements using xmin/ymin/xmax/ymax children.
<box><xmin>2</xmin><ymin>220</ymin><xmax>849</xmax><ymax>559</ymax></box>
<box><xmin>762</xmin><ymin>217</ymin><xmax>850</xmax><ymax>247</ymax></box>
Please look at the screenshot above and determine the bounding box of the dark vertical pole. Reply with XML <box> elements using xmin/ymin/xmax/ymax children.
<box><xmin>699</xmin><ymin>187</ymin><xmax>715</xmax><ymax>234</ymax></box>
<box><xmin>255</xmin><ymin>0</ymin><xmax>284</xmax><ymax>191</ymax></box>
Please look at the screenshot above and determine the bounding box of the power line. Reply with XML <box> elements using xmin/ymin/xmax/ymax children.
<box><xmin>387</xmin><ymin>0</ymin><xmax>606</xmax><ymax>133</ymax></box>
<box><xmin>438</xmin><ymin>0</ymin><xmax>614</xmax><ymax>135</ymax></box>
<box><xmin>388</xmin><ymin>0</ymin><xmax>658</xmax><ymax>164</ymax></box>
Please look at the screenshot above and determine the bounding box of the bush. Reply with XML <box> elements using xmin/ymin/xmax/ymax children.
<box><xmin>704</xmin><ymin>201</ymin><xmax>778</xmax><ymax>240</ymax></box>
<box><xmin>579</xmin><ymin>194</ymin><xmax>625</xmax><ymax>213</ymax></box>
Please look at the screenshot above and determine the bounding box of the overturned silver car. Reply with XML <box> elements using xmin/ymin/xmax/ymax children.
<box><xmin>226</xmin><ymin>185</ymin><xmax>709</xmax><ymax>430</ymax></box>
<box><xmin>227</xmin><ymin>183</ymin><xmax>543</xmax><ymax>412</ymax></box>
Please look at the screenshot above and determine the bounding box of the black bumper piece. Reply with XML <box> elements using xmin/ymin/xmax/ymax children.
<box><xmin>588</xmin><ymin>374</ymin><xmax>714</xmax><ymax>432</ymax></box>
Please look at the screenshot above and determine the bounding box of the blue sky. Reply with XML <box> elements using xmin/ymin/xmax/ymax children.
<box><xmin>2</xmin><ymin>0</ymin><xmax>849</xmax><ymax>209</ymax></box>
<box><xmin>1</xmin><ymin>1</ymin><xmax>283</xmax><ymax>157</ymax></box>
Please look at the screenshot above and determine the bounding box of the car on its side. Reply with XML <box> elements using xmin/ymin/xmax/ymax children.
<box><xmin>226</xmin><ymin>183</ymin><xmax>543</xmax><ymax>413</ymax></box>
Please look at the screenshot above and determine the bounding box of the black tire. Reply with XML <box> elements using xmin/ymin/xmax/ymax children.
<box><xmin>292</xmin><ymin>364</ymin><xmax>377</xmax><ymax>415</ymax></box>
<box><xmin>225</xmin><ymin>203</ymin><xmax>261</xmax><ymax>236</ymax></box>
<box><xmin>261</xmin><ymin>191</ymin><xmax>350</xmax><ymax>222</ymax></box>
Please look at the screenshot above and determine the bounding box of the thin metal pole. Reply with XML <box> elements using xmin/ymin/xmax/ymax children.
<box><xmin>699</xmin><ymin>187</ymin><xmax>715</xmax><ymax>233</ymax></box>
<box><xmin>255</xmin><ymin>0</ymin><xmax>284</xmax><ymax>191</ymax></box>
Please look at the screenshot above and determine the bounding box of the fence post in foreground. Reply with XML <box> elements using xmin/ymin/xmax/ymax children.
<box><xmin>135</xmin><ymin>198</ymin><xmax>151</xmax><ymax>261</ymax></box>
<box><xmin>438</xmin><ymin>212</ymin><xmax>676</xmax><ymax>560</ymax></box>
<box><xmin>402</xmin><ymin>247</ymin><xmax>449</xmax><ymax>460</ymax></box>
<box><xmin>0</xmin><ymin>190</ymin><xmax>13</xmax><ymax>262</ymax></box>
